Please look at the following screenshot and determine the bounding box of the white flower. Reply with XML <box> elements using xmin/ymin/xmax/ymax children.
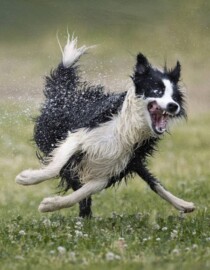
<box><xmin>115</xmin><ymin>255</ymin><xmax>121</xmax><ymax>260</ymax></box>
<box><xmin>106</xmin><ymin>252</ymin><xmax>115</xmax><ymax>261</ymax></box>
<box><xmin>37</xmin><ymin>234</ymin><xmax>42</xmax><ymax>241</ymax></box>
<box><xmin>75</xmin><ymin>221</ymin><xmax>83</xmax><ymax>228</ymax></box>
<box><xmin>57</xmin><ymin>246</ymin><xmax>66</xmax><ymax>254</ymax></box>
<box><xmin>19</xmin><ymin>230</ymin><xmax>26</xmax><ymax>236</ymax></box>
<box><xmin>52</xmin><ymin>221</ymin><xmax>60</xmax><ymax>228</ymax></box>
<box><xmin>75</xmin><ymin>230</ymin><xmax>83</xmax><ymax>237</ymax></box>
<box><xmin>153</xmin><ymin>224</ymin><xmax>160</xmax><ymax>230</ymax></box>
<box><xmin>172</xmin><ymin>248</ymin><xmax>180</xmax><ymax>255</ymax></box>
<box><xmin>135</xmin><ymin>213</ymin><xmax>142</xmax><ymax>220</ymax></box>
<box><xmin>192</xmin><ymin>244</ymin><xmax>198</xmax><ymax>250</ymax></box>
<box><xmin>162</xmin><ymin>227</ymin><xmax>168</xmax><ymax>231</ymax></box>
<box><xmin>69</xmin><ymin>252</ymin><xmax>76</xmax><ymax>261</ymax></box>
<box><xmin>156</xmin><ymin>238</ymin><xmax>161</xmax><ymax>241</ymax></box>
<box><xmin>111</xmin><ymin>212</ymin><xmax>117</xmax><ymax>218</ymax></box>
<box><xmin>171</xmin><ymin>229</ymin><xmax>178</xmax><ymax>239</ymax></box>
<box><xmin>51</xmin><ymin>234</ymin><xmax>57</xmax><ymax>239</ymax></box>
<box><xmin>105</xmin><ymin>252</ymin><xmax>121</xmax><ymax>261</ymax></box>
<box><xmin>74</xmin><ymin>220</ymin><xmax>83</xmax><ymax>231</ymax></box>
<box><xmin>67</xmin><ymin>233</ymin><xmax>72</xmax><ymax>239</ymax></box>
<box><xmin>43</xmin><ymin>218</ymin><xmax>51</xmax><ymax>227</ymax></box>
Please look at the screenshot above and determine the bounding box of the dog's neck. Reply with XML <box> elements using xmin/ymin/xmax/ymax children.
<box><xmin>78</xmin><ymin>87</ymin><xmax>153</xmax><ymax>182</ymax></box>
<box><xmin>116</xmin><ymin>86</ymin><xmax>152</xmax><ymax>148</ymax></box>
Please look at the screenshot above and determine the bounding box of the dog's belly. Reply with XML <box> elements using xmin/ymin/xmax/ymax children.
<box><xmin>77</xmin><ymin>151</ymin><xmax>132</xmax><ymax>183</ymax></box>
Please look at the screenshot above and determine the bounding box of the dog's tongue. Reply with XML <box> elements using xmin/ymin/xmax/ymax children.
<box><xmin>154</xmin><ymin>113</ymin><xmax>168</xmax><ymax>134</ymax></box>
<box><xmin>148</xmin><ymin>101</ymin><xmax>168</xmax><ymax>134</ymax></box>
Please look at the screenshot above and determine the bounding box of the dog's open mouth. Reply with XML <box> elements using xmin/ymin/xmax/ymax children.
<box><xmin>148</xmin><ymin>101</ymin><xmax>170</xmax><ymax>135</ymax></box>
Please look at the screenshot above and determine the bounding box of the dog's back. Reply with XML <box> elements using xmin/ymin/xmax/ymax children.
<box><xmin>16</xmin><ymin>35</ymin><xmax>195</xmax><ymax>216</ymax></box>
<box><xmin>34</xmin><ymin>59</ymin><xmax>126</xmax><ymax>156</ymax></box>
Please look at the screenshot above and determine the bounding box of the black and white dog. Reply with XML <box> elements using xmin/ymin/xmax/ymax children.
<box><xmin>16</xmin><ymin>35</ymin><xmax>195</xmax><ymax>217</ymax></box>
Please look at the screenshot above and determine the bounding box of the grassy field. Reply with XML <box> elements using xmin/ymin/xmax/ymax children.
<box><xmin>0</xmin><ymin>103</ymin><xmax>210</xmax><ymax>270</ymax></box>
<box><xmin>1</xmin><ymin>1</ymin><xmax>210</xmax><ymax>269</ymax></box>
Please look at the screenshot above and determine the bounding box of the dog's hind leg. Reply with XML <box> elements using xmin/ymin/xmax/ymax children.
<box><xmin>38</xmin><ymin>179</ymin><xmax>107</xmax><ymax>212</ymax></box>
<box><xmin>16</xmin><ymin>132</ymin><xmax>82</xmax><ymax>186</ymax></box>
<box><xmin>135</xmin><ymin>162</ymin><xmax>195</xmax><ymax>213</ymax></box>
<box><xmin>78</xmin><ymin>197</ymin><xmax>92</xmax><ymax>218</ymax></box>
<box><xmin>70</xmin><ymin>178</ymin><xmax>92</xmax><ymax>218</ymax></box>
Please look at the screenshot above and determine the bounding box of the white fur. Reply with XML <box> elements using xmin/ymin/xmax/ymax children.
<box><xmin>60</xmin><ymin>33</ymin><xmax>90</xmax><ymax>68</ymax></box>
<box><xmin>144</xmin><ymin>79</ymin><xmax>180</xmax><ymax>135</ymax></box>
<box><xmin>155</xmin><ymin>183</ymin><xmax>195</xmax><ymax>213</ymax></box>
<box><xmin>16</xmin><ymin>87</ymin><xmax>151</xmax><ymax>186</ymax></box>
<box><xmin>37</xmin><ymin>87</ymin><xmax>152</xmax><ymax>212</ymax></box>
<box><xmin>145</xmin><ymin>79</ymin><xmax>180</xmax><ymax>113</ymax></box>
<box><xmin>39</xmin><ymin>179</ymin><xmax>108</xmax><ymax>212</ymax></box>
<box><xmin>77</xmin><ymin>87</ymin><xmax>151</xmax><ymax>183</ymax></box>
<box><xmin>15</xmin><ymin>132</ymin><xmax>81</xmax><ymax>185</ymax></box>
<box><xmin>17</xmin><ymin>85</ymin><xmax>193</xmax><ymax>213</ymax></box>
<box><xmin>16</xmin><ymin>87</ymin><xmax>153</xmax><ymax>211</ymax></box>
<box><xmin>16</xmin><ymin>84</ymin><xmax>194</xmax><ymax>213</ymax></box>
<box><xmin>15</xmin><ymin>38</ymin><xmax>193</xmax><ymax>214</ymax></box>
<box><xmin>161</xmin><ymin>79</ymin><xmax>180</xmax><ymax>114</ymax></box>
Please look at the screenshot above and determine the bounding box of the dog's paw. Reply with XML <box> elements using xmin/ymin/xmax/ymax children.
<box><xmin>38</xmin><ymin>196</ymin><xmax>63</xmax><ymax>212</ymax></box>
<box><xmin>178</xmin><ymin>201</ymin><xmax>195</xmax><ymax>213</ymax></box>
<box><xmin>15</xmin><ymin>169</ymin><xmax>42</xmax><ymax>185</ymax></box>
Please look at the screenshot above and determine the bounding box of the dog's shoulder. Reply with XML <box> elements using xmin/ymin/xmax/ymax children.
<box><xmin>76</xmin><ymin>87</ymin><xmax>127</xmax><ymax>129</ymax></box>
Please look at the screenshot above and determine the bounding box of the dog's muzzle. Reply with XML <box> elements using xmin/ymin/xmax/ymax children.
<box><xmin>147</xmin><ymin>101</ymin><xmax>179</xmax><ymax>135</ymax></box>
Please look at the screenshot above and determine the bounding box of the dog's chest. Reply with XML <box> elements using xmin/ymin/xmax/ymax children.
<box><xmin>79</xmin><ymin>139</ymin><xmax>133</xmax><ymax>183</ymax></box>
<box><xmin>78</xmin><ymin>106</ymin><xmax>151</xmax><ymax>182</ymax></box>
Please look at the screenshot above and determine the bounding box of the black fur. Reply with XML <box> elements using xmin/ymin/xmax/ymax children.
<box><xmin>34</xmin><ymin>63</ymin><xmax>126</xmax><ymax>217</ymax></box>
<box><xmin>34</xmin><ymin>53</ymin><xmax>185</xmax><ymax>217</ymax></box>
<box><xmin>34</xmin><ymin>64</ymin><xmax>126</xmax><ymax>155</ymax></box>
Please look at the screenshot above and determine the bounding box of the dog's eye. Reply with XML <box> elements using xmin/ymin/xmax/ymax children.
<box><xmin>152</xmin><ymin>89</ymin><xmax>163</xmax><ymax>96</ymax></box>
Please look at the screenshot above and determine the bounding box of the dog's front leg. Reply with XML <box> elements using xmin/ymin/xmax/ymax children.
<box><xmin>135</xmin><ymin>162</ymin><xmax>195</xmax><ymax>213</ymax></box>
<box><xmin>38</xmin><ymin>179</ymin><xmax>107</xmax><ymax>212</ymax></box>
<box><xmin>16</xmin><ymin>132</ymin><xmax>81</xmax><ymax>185</ymax></box>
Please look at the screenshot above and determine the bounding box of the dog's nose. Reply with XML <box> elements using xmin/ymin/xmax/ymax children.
<box><xmin>167</xmin><ymin>103</ymin><xmax>179</xmax><ymax>114</ymax></box>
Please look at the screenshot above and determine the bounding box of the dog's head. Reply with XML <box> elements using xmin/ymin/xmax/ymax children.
<box><xmin>132</xmin><ymin>53</ymin><xmax>186</xmax><ymax>135</ymax></box>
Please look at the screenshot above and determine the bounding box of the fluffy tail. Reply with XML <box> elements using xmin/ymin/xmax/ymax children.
<box><xmin>44</xmin><ymin>34</ymin><xmax>92</xmax><ymax>99</ymax></box>
<box><xmin>59</xmin><ymin>33</ymin><xmax>90</xmax><ymax>68</ymax></box>
<box><xmin>34</xmin><ymin>34</ymin><xmax>93</xmax><ymax>155</ymax></box>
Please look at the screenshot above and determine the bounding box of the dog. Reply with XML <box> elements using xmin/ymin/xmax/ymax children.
<box><xmin>16</xmin><ymin>34</ymin><xmax>195</xmax><ymax>217</ymax></box>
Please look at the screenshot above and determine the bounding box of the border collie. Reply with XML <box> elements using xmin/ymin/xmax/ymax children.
<box><xmin>16</xmin><ymin>34</ymin><xmax>195</xmax><ymax>217</ymax></box>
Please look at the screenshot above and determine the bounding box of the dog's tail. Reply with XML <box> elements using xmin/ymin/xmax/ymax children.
<box><xmin>59</xmin><ymin>33</ymin><xmax>91</xmax><ymax>68</ymax></box>
<box><xmin>44</xmin><ymin>34</ymin><xmax>92</xmax><ymax>99</ymax></box>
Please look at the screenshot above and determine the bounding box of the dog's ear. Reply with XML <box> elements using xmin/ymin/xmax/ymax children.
<box><xmin>168</xmin><ymin>61</ymin><xmax>181</xmax><ymax>84</ymax></box>
<box><xmin>135</xmin><ymin>53</ymin><xmax>150</xmax><ymax>76</ymax></box>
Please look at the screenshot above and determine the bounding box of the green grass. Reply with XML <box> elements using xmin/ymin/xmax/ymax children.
<box><xmin>1</xmin><ymin>1</ymin><xmax>210</xmax><ymax>268</ymax></box>
<box><xmin>0</xmin><ymin>103</ymin><xmax>210</xmax><ymax>270</ymax></box>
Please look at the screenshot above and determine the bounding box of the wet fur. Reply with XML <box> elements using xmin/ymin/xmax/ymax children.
<box><xmin>16</xmin><ymin>35</ymin><xmax>195</xmax><ymax>216</ymax></box>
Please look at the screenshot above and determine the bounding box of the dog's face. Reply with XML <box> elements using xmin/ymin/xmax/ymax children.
<box><xmin>133</xmin><ymin>53</ymin><xmax>186</xmax><ymax>135</ymax></box>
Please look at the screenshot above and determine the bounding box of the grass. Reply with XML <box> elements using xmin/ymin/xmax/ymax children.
<box><xmin>1</xmin><ymin>1</ymin><xmax>210</xmax><ymax>268</ymax></box>
<box><xmin>0</xmin><ymin>102</ymin><xmax>210</xmax><ymax>270</ymax></box>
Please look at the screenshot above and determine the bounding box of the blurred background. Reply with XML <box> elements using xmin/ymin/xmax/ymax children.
<box><xmin>0</xmin><ymin>0</ymin><xmax>210</xmax><ymax>115</ymax></box>
<box><xmin>0</xmin><ymin>4</ymin><xmax>210</xmax><ymax>266</ymax></box>
<box><xmin>0</xmin><ymin>0</ymin><xmax>210</xmax><ymax>247</ymax></box>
